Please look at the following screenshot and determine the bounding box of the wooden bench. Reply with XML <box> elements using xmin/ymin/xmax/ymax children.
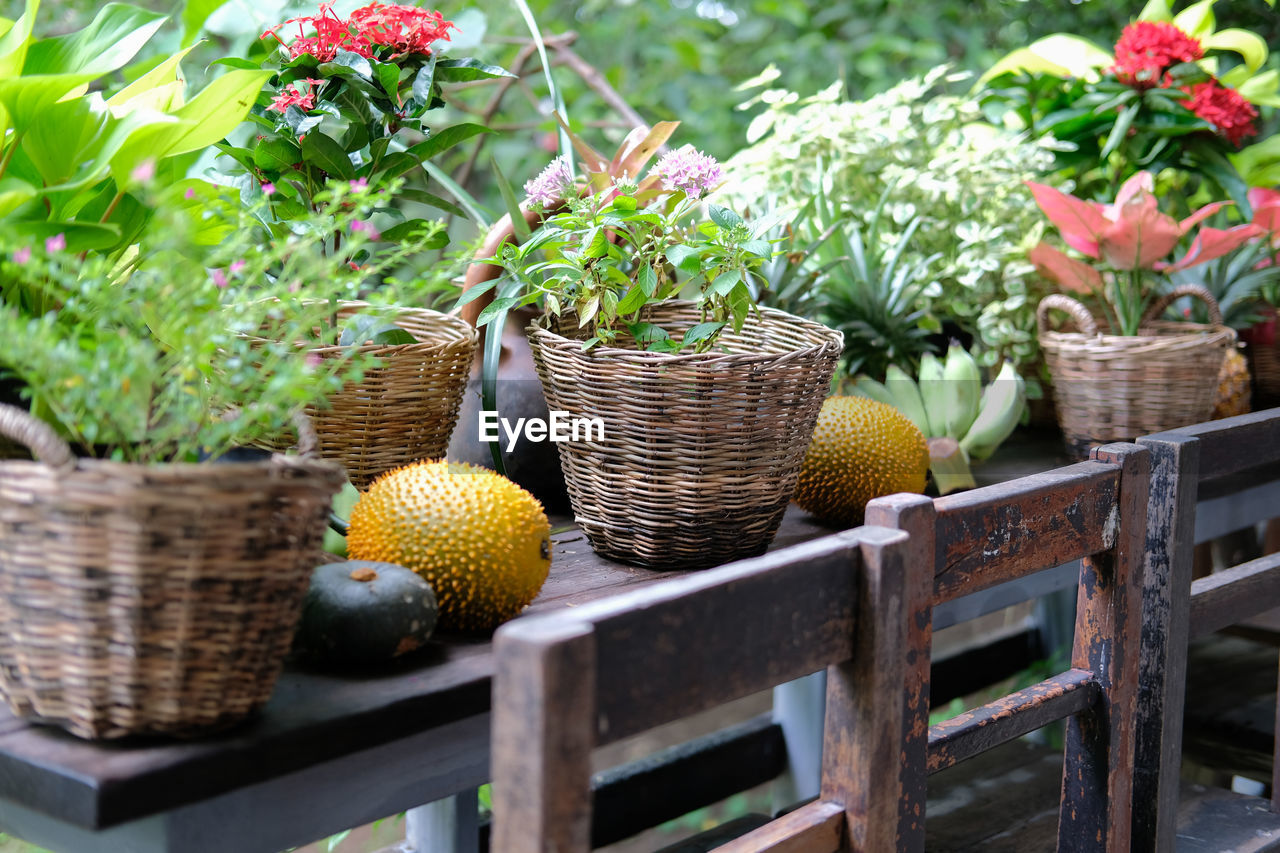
<box><xmin>489</xmin><ymin>526</ymin><xmax>925</xmax><ymax>852</ymax></box>
<box><xmin>867</xmin><ymin>442</ymin><xmax>1150</xmax><ymax>850</ymax></box>
<box><xmin>1132</xmin><ymin>408</ymin><xmax>1280</xmax><ymax>852</ymax></box>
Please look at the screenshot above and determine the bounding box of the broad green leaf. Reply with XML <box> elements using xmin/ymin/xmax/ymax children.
<box><xmin>628</xmin><ymin>322</ymin><xmax>670</xmax><ymax>346</ymax></box>
<box><xmin>637</xmin><ymin>263</ymin><xmax>657</xmax><ymax>296</ymax></box>
<box><xmin>476</xmin><ymin>294</ymin><xmax>521</xmax><ymax>326</ymax></box>
<box><xmin>577</xmin><ymin>294</ymin><xmax>600</xmax><ymax>327</ymax></box>
<box><xmin>682</xmin><ymin>321</ymin><xmax>725</xmax><ymax>347</ymax></box>
<box><xmin>708</xmin><ymin>269</ymin><xmax>742</xmax><ymax>296</ymax></box>
<box><xmin>182</xmin><ymin>0</ymin><xmax>229</xmax><ymax>46</ymax></box>
<box><xmin>978</xmin><ymin>35</ymin><xmax>1111</xmax><ymax>86</ymax></box>
<box><xmin>0</xmin><ymin>0</ymin><xmax>38</xmax><ymax>79</ymax></box>
<box><xmin>1204</xmin><ymin>29</ymin><xmax>1268</xmax><ymax>74</ymax></box>
<box><xmin>708</xmin><ymin>206</ymin><xmax>743</xmax><ymax>230</ymax></box>
<box><xmin>318</xmin><ymin>50</ymin><xmax>373</xmax><ymax>81</ymax></box>
<box><xmin>433</xmin><ymin>58</ymin><xmax>515</xmax><ymax>82</ymax></box>
<box><xmin>1172</xmin><ymin>0</ymin><xmax>1216</xmax><ymax>40</ymax></box>
<box><xmin>0</xmin><ymin>72</ymin><xmax>101</xmax><ymax>133</ymax></box>
<box><xmin>615</xmin><ymin>283</ymin><xmax>647</xmax><ymax>315</ymax></box>
<box><xmin>410</xmin><ymin>51</ymin><xmax>438</xmax><ymax>106</ymax></box>
<box><xmin>1137</xmin><ymin>0</ymin><xmax>1173</xmax><ymax>20</ymax></box>
<box><xmin>373</xmin><ymin>60</ymin><xmax>402</xmax><ymax>105</ymax></box>
<box><xmin>23</xmin><ymin>4</ymin><xmax>165</xmax><ymax>76</ymax></box>
<box><xmin>0</xmin><ymin>176</ymin><xmax>36</xmax><ymax>217</ymax></box>
<box><xmin>1239</xmin><ymin>70</ymin><xmax>1280</xmax><ymax>108</ymax></box>
<box><xmin>253</xmin><ymin>136</ymin><xmax>301</xmax><ymax>172</ymax></box>
<box><xmin>108</xmin><ymin>45</ymin><xmax>195</xmax><ymax>109</ymax></box>
<box><xmin>665</xmin><ymin>244</ymin><xmax>697</xmax><ymax>270</ymax></box>
<box><xmin>582</xmin><ymin>229</ymin><xmax>609</xmax><ymax>259</ymax></box>
<box><xmin>379</xmin><ymin>219</ymin><xmax>448</xmax><ymax>248</ymax></box>
<box><xmin>300</xmin><ymin>132</ymin><xmax>355</xmax><ymax>180</ymax></box>
<box><xmin>4</xmin><ymin>220</ymin><xmax>120</xmax><ymax>252</ymax></box>
<box><xmin>455</xmin><ymin>278</ymin><xmax>498</xmax><ymax>308</ymax></box>
<box><xmin>1100</xmin><ymin>101</ymin><xmax>1140</xmax><ymax>159</ymax></box>
<box><xmin>110</xmin><ymin>68</ymin><xmax>273</xmax><ymax>184</ymax></box>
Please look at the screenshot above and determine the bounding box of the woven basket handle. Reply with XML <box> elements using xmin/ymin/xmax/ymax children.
<box><xmin>1140</xmin><ymin>283</ymin><xmax>1224</xmax><ymax>327</ymax></box>
<box><xmin>1037</xmin><ymin>294</ymin><xmax>1100</xmax><ymax>336</ymax></box>
<box><xmin>0</xmin><ymin>403</ymin><xmax>74</xmax><ymax>469</ymax></box>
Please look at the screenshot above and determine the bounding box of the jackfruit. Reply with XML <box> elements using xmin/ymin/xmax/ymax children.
<box><xmin>346</xmin><ymin>461</ymin><xmax>552</xmax><ymax>632</ymax></box>
<box><xmin>792</xmin><ymin>396</ymin><xmax>930</xmax><ymax>526</ymax></box>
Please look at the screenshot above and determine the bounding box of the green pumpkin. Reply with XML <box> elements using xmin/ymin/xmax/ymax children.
<box><xmin>293</xmin><ymin>560</ymin><xmax>438</xmax><ymax>666</ymax></box>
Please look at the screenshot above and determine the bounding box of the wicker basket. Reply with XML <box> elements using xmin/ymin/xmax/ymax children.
<box><xmin>528</xmin><ymin>302</ymin><xmax>842</xmax><ymax>569</ymax></box>
<box><xmin>289</xmin><ymin>302</ymin><xmax>477</xmax><ymax>489</ymax></box>
<box><xmin>1242</xmin><ymin>305</ymin><xmax>1280</xmax><ymax>409</ymax></box>
<box><xmin>1038</xmin><ymin>284</ymin><xmax>1235</xmax><ymax>457</ymax></box>
<box><xmin>0</xmin><ymin>405</ymin><xmax>345</xmax><ymax>740</ymax></box>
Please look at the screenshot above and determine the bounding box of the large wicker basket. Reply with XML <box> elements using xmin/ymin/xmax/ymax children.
<box><xmin>294</xmin><ymin>302</ymin><xmax>476</xmax><ymax>489</ymax></box>
<box><xmin>528</xmin><ymin>303</ymin><xmax>842</xmax><ymax>569</ymax></box>
<box><xmin>1038</xmin><ymin>285</ymin><xmax>1235</xmax><ymax>457</ymax></box>
<box><xmin>0</xmin><ymin>405</ymin><xmax>345</xmax><ymax>740</ymax></box>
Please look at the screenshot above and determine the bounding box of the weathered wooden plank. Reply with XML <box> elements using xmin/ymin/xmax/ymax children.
<box><xmin>1175</xmin><ymin>781</ymin><xmax>1280</xmax><ymax>852</ymax></box>
<box><xmin>587</xmin><ymin>534</ymin><xmax>862</xmax><ymax>745</ymax></box>
<box><xmin>1057</xmin><ymin>443</ymin><xmax>1148</xmax><ymax>852</ymax></box>
<box><xmin>490</xmin><ymin>620</ymin><xmax>595</xmax><ymax>853</ymax></box>
<box><xmin>1148</xmin><ymin>407</ymin><xmax>1280</xmax><ymax>481</ymax></box>
<box><xmin>931</xmin><ymin>462</ymin><xmax>1121</xmax><ymax>605</ymax></box>
<box><xmin>926</xmin><ymin>669</ymin><xmax>1098</xmax><ymax>774</ymax></box>
<box><xmin>864</xmin><ymin>493</ymin><xmax>935</xmax><ymax>851</ymax></box>
<box><xmin>710</xmin><ymin>800</ymin><xmax>844</xmax><ymax>853</ymax></box>
<box><xmin>1130</xmin><ymin>433</ymin><xmax>1199</xmax><ymax>853</ymax></box>
<box><xmin>820</xmin><ymin>526</ymin><xmax>917</xmax><ymax>853</ymax></box>
<box><xmin>1189</xmin><ymin>553</ymin><xmax>1280</xmax><ymax>640</ymax></box>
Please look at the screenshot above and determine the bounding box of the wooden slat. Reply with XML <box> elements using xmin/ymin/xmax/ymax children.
<box><xmin>1151</xmin><ymin>407</ymin><xmax>1280</xmax><ymax>481</ymax></box>
<box><xmin>927</xmin><ymin>669</ymin><xmax>1098</xmax><ymax>773</ymax></box>
<box><xmin>711</xmin><ymin>800</ymin><xmax>845</xmax><ymax>853</ymax></box>
<box><xmin>932</xmin><ymin>462</ymin><xmax>1121</xmax><ymax>605</ymax></box>
<box><xmin>585</xmin><ymin>534</ymin><xmax>862</xmax><ymax>744</ymax></box>
<box><xmin>1189</xmin><ymin>553</ymin><xmax>1280</xmax><ymax>639</ymax></box>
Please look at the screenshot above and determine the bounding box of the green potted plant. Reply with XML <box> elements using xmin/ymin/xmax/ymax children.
<box><xmin>0</xmin><ymin>195</ymin><xmax>379</xmax><ymax>740</ymax></box>
<box><xmin>1028</xmin><ymin>170</ymin><xmax>1263</xmax><ymax>455</ymax></box>
<box><xmin>463</xmin><ymin>132</ymin><xmax>842</xmax><ymax>569</ymax></box>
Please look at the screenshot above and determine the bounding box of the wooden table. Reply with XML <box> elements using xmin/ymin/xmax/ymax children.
<box><xmin>0</xmin><ymin>430</ymin><xmax>1140</xmax><ymax>853</ymax></box>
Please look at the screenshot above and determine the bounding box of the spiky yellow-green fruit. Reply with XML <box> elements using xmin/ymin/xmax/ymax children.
<box><xmin>793</xmin><ymin>396</ymin><xmax>930</xmax><ymax>526</ymax></box>
<box><xmin>347</xmin><ymin>461</ymin><xmax>552</xmax><ymax>632</ymax></box>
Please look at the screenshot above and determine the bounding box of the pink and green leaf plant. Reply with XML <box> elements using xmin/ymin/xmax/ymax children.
<box><xmin>1026</xmin><ymin>172</ymin><xmax>1263</xmax><ymax>335</ymax></box>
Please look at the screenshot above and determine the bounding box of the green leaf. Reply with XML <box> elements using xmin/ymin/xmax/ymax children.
<box><xmin>1239</xmin><ymin>70</ymin><xmax>1280</xmax><ymax>108</ymax></box>
<box><xmin>455</xmin><ymin>277</ymin><xmax>499</xmax><ymax>308</ymax></box>
<box><xmin>1172</xmin><ymin>0</ymin><xmax>1216</xmax><ymax>40</ymax></box>
<box><xmin>23</xmin><ymin>3</ymin><xmax>165</xmax><ymax>76</ymax></box>
<box><xmin>373</xmin><ymin>59</ymin><xmax>403</xmax><ymax>105</ymax></box>
<box><xmin>477</xmin><ymin>294</ymin><xmax>521</xmax><ymax>327</ymax></box>
<box><xmin>4</xmin><ymin>220</ymin><xmax>120</xmax><ymax>252</ymax></box>
<box><xmin>108</xmin><ymin>44</ymin><xmax>195</xmax><ymax>111</ymax></box>
<box><xmin>682</xmin><ymin>321</ymin><xmax>725</xmax><ymax>347</ymax></box>
<box><xmin>628</xmin><ymin>322</ymin><xmax>670</xmax><ymax>348</ymax></box>
<box><xmin>0</xmin><ymin>0</ymin><xmax>38</xmax><ymax>80</ymax></box>
<box><xmin>182</xmin><ymin>0</ymin><xmax>229</xmax><ymax>46</ymax></box>
<box><xmin>638</xmin><ymin>263</ymin><xmax>657</xmax><ymax>297</ymax></box>
<box><xmin>339</xmin><ymin>316</ymin><xmax>416</xmax><ymax>347</ymax></box>
<box><xmin>1137</xmin><ymin>0</ymin><xmax>1173</xmax><ymax>20</ymax></box>
<box><xmin>300</xmin><ymin>132</ymin><xmax>355</xmax><ymax>180</ymax></box>
<box><xmin>319</xmin><ymin>50</ymin><xmax>373</xmax><ymax>81</ymax></box>
<box><xmin>615</xmin><ymin>283</ymin><xmax>647</xmax><ymax>315</ymax></box>
<box><xmin>978</xmin><ymin>35</ymin><xmax>1111</xmax><ymax>85</ymax></box>
<box><xmin>665</xmin><ymin>244</ymin><xmax>697</xmax><ymax>270</ymax></box>
<box><xmin>253</xmin><ymin>136</ymin><xmax>301</xmax><ymax>172</ymax></box>
<box><xmin>433</xmin><ymin>58</ymin><xmax>515</xmax><ymax>82</ymax></box>
<box><xmin>411</xmin><ymin>52</ymin><xmax>438</xmax><ymax>105</ymax></box>
<box><xmin>708</xmin><ymin>269</ymin><xmax>742</xmax><ymax>296</ymax></box>
<box><xmin>379</xmin><ymin>219</ymin><xmax>448</xmax><ymax>248</ymax></box>
<box><xmin>708</xmin><ymin>206</ymin><xmax>743</xmax><ymax>230</ymax></box>
<box><xmin>405</xmin><ymin>123</ymin><xmax>493</xmax><ymax>164</ymax></box>
<box><xmin>1100</xmin><ymin>101</ymin><xmax>1140</xmax><ymax>159</ymax></box>
<box><xmin>1204</xmin><ymin>29</ymin><xmax>1268</xmax><ymax>74</ymax></box>
<box><xmin>491</xmin><ymin>155</ymin><xmax>530</xmax><ymax>242</ymax></box>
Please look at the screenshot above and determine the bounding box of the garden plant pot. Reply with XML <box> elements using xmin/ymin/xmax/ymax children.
<box><xmin>527</xmin><ymin>302</ymin><xmax>842</xmax><ymax>569</ymax></box>
<box><xmin>1038</xmin><ymin>284</ymin><xmax>1235</xmax><ymax>458</ymax></box>
<box><xmin>0</xmin><ymin>404</ymin><xmax>345</xmax><ymax>740</ymax></box>
<box><xmin>292</xmin><ymin>301</ymin><xmax>477</xmax><ymax>489</ymax></box>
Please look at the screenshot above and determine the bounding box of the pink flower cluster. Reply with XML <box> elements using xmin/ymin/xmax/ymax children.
<box><xmin>523</xmin><ymin>156</ymin><xmax>574</xmax><ymax>208</ymax></box>
<box><xmin>652</xmin><ymin>145</ymin><xmax>724</xmax><ymax>199</ymax></box>
<box><xmin>267</xmin><ymin>77</ymin><xmax>325</xmax><ymax>115</ymax></box>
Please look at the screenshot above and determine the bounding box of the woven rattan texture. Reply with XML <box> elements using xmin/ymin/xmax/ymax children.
<box><xmin>1248</xmin><ymin>340</ymin><xmax>1280</xmax><ymax>409</ymax></box>
<box><xmin>1039</xmin><ymin>288</ymin><xmax>1233</xmax><ymax>457</ymax></box>
<box><xmin>528</xmin><ymin>303</ymin><xmax>842</xmax><ymax>569</ymax></box>
<box><xmin>0</xmin><ymin>407</ymin><xmax>344</xmax><ymax>739</ymax></box>
<box><xmin>300</xmin><ymin>303</ymin><xmax>476</xmax><ymax>489</ymax></box>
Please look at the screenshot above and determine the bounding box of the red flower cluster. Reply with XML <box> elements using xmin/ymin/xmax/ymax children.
<box><xmin>1181</xmin><ymin>80</ymin><xmax>1259</xmax><ymax>146</ymax></box>
<box><xmin>1111</xmin><ymin>21</ymin><xmax>1203</xmax><ymax>88</ymax></box>
<box><xmin>262</xmin><ymin>2</ymin><xmax>454</xmax><ymax>63</ymax></box>
<box><xmin>267</xmin><ymin>77</ymin><xmax>325</xmax><ymax>114</ymax></box>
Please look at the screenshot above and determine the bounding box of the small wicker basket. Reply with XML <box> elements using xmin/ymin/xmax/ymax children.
<box><xmin>528</xmin><ymin>302</ymin><xmax>842</xmax><ymax>569</ymax></box>
<box><xmin>1038</xmin><ymin>284</ymin><xmax>1235</xmax><ymax>457</ymax></box>
<box><xmin>0</xmin><ymin>405</ymin><xmax>345</xmax><ymax>740</ymax></box>
<box><xmin>291</xmin><ymin>302</ymin><xmax>477</xmax><ymax>489</ymax></box>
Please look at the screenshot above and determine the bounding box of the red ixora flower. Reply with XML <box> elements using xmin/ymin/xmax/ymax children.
<box><xmin>1111</xmin><ymin>21</ymin><xmax>1203</xmax><ymax>88</ymax></box>
<box><xmin>1181</xmin><ymin>80</ymin><xmax>1259</xmax><ymax>146</ymax></box>
<box><xmin>262</xmin><ymin>2</ymin><xmax>454</xmax><ymax>62</ymax></box>
<box><xmin>267</xmin><ymin>77</ymin><xmax>325</xmax><ymax>114</ymax></box>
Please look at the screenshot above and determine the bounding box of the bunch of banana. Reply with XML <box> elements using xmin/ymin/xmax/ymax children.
<box><xmin>852</xmin><ymin>344</ymin><xmax>1026</xmax><ymax>494</ymax></box>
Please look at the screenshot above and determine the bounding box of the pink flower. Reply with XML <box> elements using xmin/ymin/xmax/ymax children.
<box><xmin>211</xmin><ymin>268</ymin><xmax>229</xmax><ymax>288</ymax></box>
<box><xmin>350</xmin><ymin>219</ymin><xmax>382</xmax><ymax>241</ymax></box>
<box><xmin>130</xmin><ymin>160</ymin><xmax>156</xmax><ymax>183</ymax></box>
<box><xmin>12</xmin><ymin>247</ymin><xmax>30</xmax><ymax>265</ymax></box>
<box><xmin>230</xmin><ymin>260</ymin><xmax>246</xmax><ymax>275</ymax></box>
<box><xmin>1181</xmin><ymin>80</ymin><xmax>1259</xmax><ymax>147</ymax></box>
<box><xmin>44</xmin><ymin>234</ymin><xmax>65</xmax><ymax>253</ymax></box>
<box><xmin>305</xmin><ymin>352</ymin><xmax>324</xmax><ymax>369</ymax></box>
<box><xmin>350</xmin><ymin>177</ymin><xmax>369</xmax><ymax>190</ymax></box>
<box><xmin>262</xmin><ymin>182</ymin><xmax>276</xmax><ymax>196</ymax></box>
<box><xmin>185</xmin><ymin>187</ymin><xmax>196</xmax><ymax>200</ymax></box>
<box><xmin>524</xmin><ymin>156</ymin><xmax>574</xmax><ymax>208</ymax></box>
<box><xmin>652</xmin><ymin>144</ymin><xmax>724</xmax><ymax>199</ymax></box>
